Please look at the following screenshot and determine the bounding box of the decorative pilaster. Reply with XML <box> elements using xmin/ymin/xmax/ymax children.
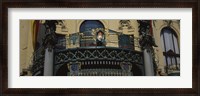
<box><xmin>137</xmin><ymin>20</ymin><xmax>158</xmax><ymax>76</ymax></box>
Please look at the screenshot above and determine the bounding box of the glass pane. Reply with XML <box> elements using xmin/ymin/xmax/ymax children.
<box><xmin>176</xmin><ymin>57</ymin><xmax>180</xmax><ymax>69</ymax></box>
<box><xmin>163</xmin><ymin>56</ymin><xmax>167</xmax><ymax>66</ymax></box>
<box><xmin>160</xmin><ymin>34</ymin><xmax>165</xmax><ymax>52</ymax></box>
<box><xmin>164</xmin><ymin>30</ymin><xmax>171</xmax><ymax>51</ymax></box>
<box><xmin>80</xmin><ymin>20</ymin><xmax>104</xmax><ymax>36</ymax></box>
<box><xmin>167</xmin><ymin>57</ymin><xmax>171</xmax><ymax>66</ymax></box>
<box><xmin>173</xmin><ymin>34</ymin><xmax>179</xmax><ymax>54</ymax></box>
<box><xmin>172</xmin><ymin>57</ymin><xmax>176</xmax><ymax>65</ymax></box>
<box><xmin>118</xmin><ymin>35</ymin><xmax>133</xmax><ymax>49</ymax></box>
<box><xmin>176</xmin><ymin>57</ymin><xmax>180</xmax><ymax>65</ymax></box>
<box><xmin>56</xmin><ymin>36</ymin><xmax>66</xmax><ymax>49</ymax></box>
<box><xmin>163</xmin><ymin>29</ymin><xmax>174</xmax><ymax>52</ymax></box>
<box><xmin>169</xmin><ymin>32</ymin><xmax>174</xmax><ymax>52</ymax></box>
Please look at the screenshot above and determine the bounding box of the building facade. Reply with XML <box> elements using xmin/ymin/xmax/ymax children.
<box><xmin>20</xmin><ymin>20</ymin><xmax>180</xmax><ymax>76</ymax></box>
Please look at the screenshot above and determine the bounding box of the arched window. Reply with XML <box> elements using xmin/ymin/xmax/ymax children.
<box><xmin>160</xmin><ymin>27</ymin><xmax>180</xmax><ymax>72</ymax></box>
<box><xmin>80</xmin><ymin>20</ymin><xmax>104</xmax><ymax>47</ymax></box>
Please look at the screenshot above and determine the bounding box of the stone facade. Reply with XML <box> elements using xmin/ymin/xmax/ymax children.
<box><xmin>20</xmin><ymin>20</ymin><xmax>180</xmax><ymax>76</ymax></box>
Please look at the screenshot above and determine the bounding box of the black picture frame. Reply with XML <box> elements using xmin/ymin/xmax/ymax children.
<box><xmin>1</xmin><ymin>0</ymin><xmax>199</xmax><ymax>96</ymax></box>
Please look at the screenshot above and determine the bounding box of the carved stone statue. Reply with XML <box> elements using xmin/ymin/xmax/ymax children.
<box><xmin>137</xmin><ymin>20</ymin><xmax>157</xmax><ymax>51</ymax></box>
<box><xmin>42</xmin><ymin>20</ymin><xmax>58</xmax><ymax>52</ymax></box>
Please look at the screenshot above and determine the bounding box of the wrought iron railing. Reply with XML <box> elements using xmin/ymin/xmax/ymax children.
<box><xmin>54</xmin><ymin>47</ymin><xmax>143</xmax><ymax>65</ymax></box>
<box><xmin>32</xmin><ymin>56</ymin><xmax>44</xmax><ymax>75</ymax></box>
<box><xmin>78</xmin><ymin>69</ymin><xmax>132</xmax><ymax>76</ymax></box>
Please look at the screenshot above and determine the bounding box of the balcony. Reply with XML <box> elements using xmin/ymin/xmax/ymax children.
<box><xmin>32</xmin><ymin>46</ymin><xmax>144</xmax><ymax>76</ymax></box>
<box><xmin>54</xmin><ymin>47</ymin><xmax>144</xmax><ymax>76</ymax></box>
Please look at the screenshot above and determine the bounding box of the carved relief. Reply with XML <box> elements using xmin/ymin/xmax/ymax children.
<box><xmin>55</xmin><ymin>20</ymin><xmax>68</xmax><ymax>33</ymax></box>
<box><xmin>137</xmin><ymin>20</ymin><xmax>157</xmax><ymax>51</ymax></box>
<box><xmin>119</xmin><ymin>20</ymin><xmax>132</xmax><ymax>30</ymax></box>
<box><xmin>164</xmin><ymin>20</ymin><xmax>172</xmax><ymax>27</ymax></box>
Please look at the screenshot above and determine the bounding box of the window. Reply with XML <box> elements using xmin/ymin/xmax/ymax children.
<box><xmin>55</xmin><ymin>35</ymin><xmax>66</xmax><ymax>49</ymax></box>
<box><xmin>160</xmin><ymin>27</ymin><xmax>180</xmax><ymax>72</ymax></box>
<box><xmin>80</xmin><ymin>20</ymin><xmax>104</xmax><ymax>47</ymax></box>
<box><xmin>118</xmin><ymin>35</ymin><xmax>134</xmax><ymax>49</ymax></box>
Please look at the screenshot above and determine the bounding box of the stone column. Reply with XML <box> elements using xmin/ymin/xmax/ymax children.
<box><xmin>44</xmin><ymin>48</ymin><xmax>54</xmax><ymax>76</ymax></box>
<box><xmin>137</xmin><ymin>20</ymin><xmax>158</xmax><ymax>76</ymax></box>
<box><xmin>143</xmin><ymin>49</ymin><xmax>154</xmax><ymax>76</ymax></box>
<box><xmin>42</xmin><ymin>20</ymin><xmax>57</xmax><ymax>76</ymax></box>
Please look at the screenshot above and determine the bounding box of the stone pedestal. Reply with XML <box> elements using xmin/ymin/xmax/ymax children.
<box><xmin>143</xmin><ymin>49</ymin><xmax>154</xmax><ymax>76</ymax></box>
<box><xmin>44</xmin><ymin>48</ymin><xmax>54</xmax><ymax>76</ymax></box>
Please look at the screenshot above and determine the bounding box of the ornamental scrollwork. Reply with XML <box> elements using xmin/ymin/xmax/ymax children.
<box><xmin>137</xmin><ymin>20</ymin><xmax>157</xmax><ymax>52</ymax></box>
<box><xmin>42</xmin><ymin>20</ymin><xmax>58</xmax><ymax>52</ymax></box>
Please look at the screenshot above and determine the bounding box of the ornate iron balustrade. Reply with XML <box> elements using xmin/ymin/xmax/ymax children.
<box><xmin>32</xmin><ymin>56</ymin><xmax>44</xmax><ymax>75</ymax></box>
<box><xmin>78</xmin><ymin>69</ymin><xmax>132</xmax><ymax>76</ymax></box>
<box><xmin>54</xmin><ymin>47</ymin><xmax>143</xmax><ymax>65</ymax></box>
<box><xmin>32</xmin><ymin>43</ymin><xmax>143</xmax><ymax>76</ymax></box>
